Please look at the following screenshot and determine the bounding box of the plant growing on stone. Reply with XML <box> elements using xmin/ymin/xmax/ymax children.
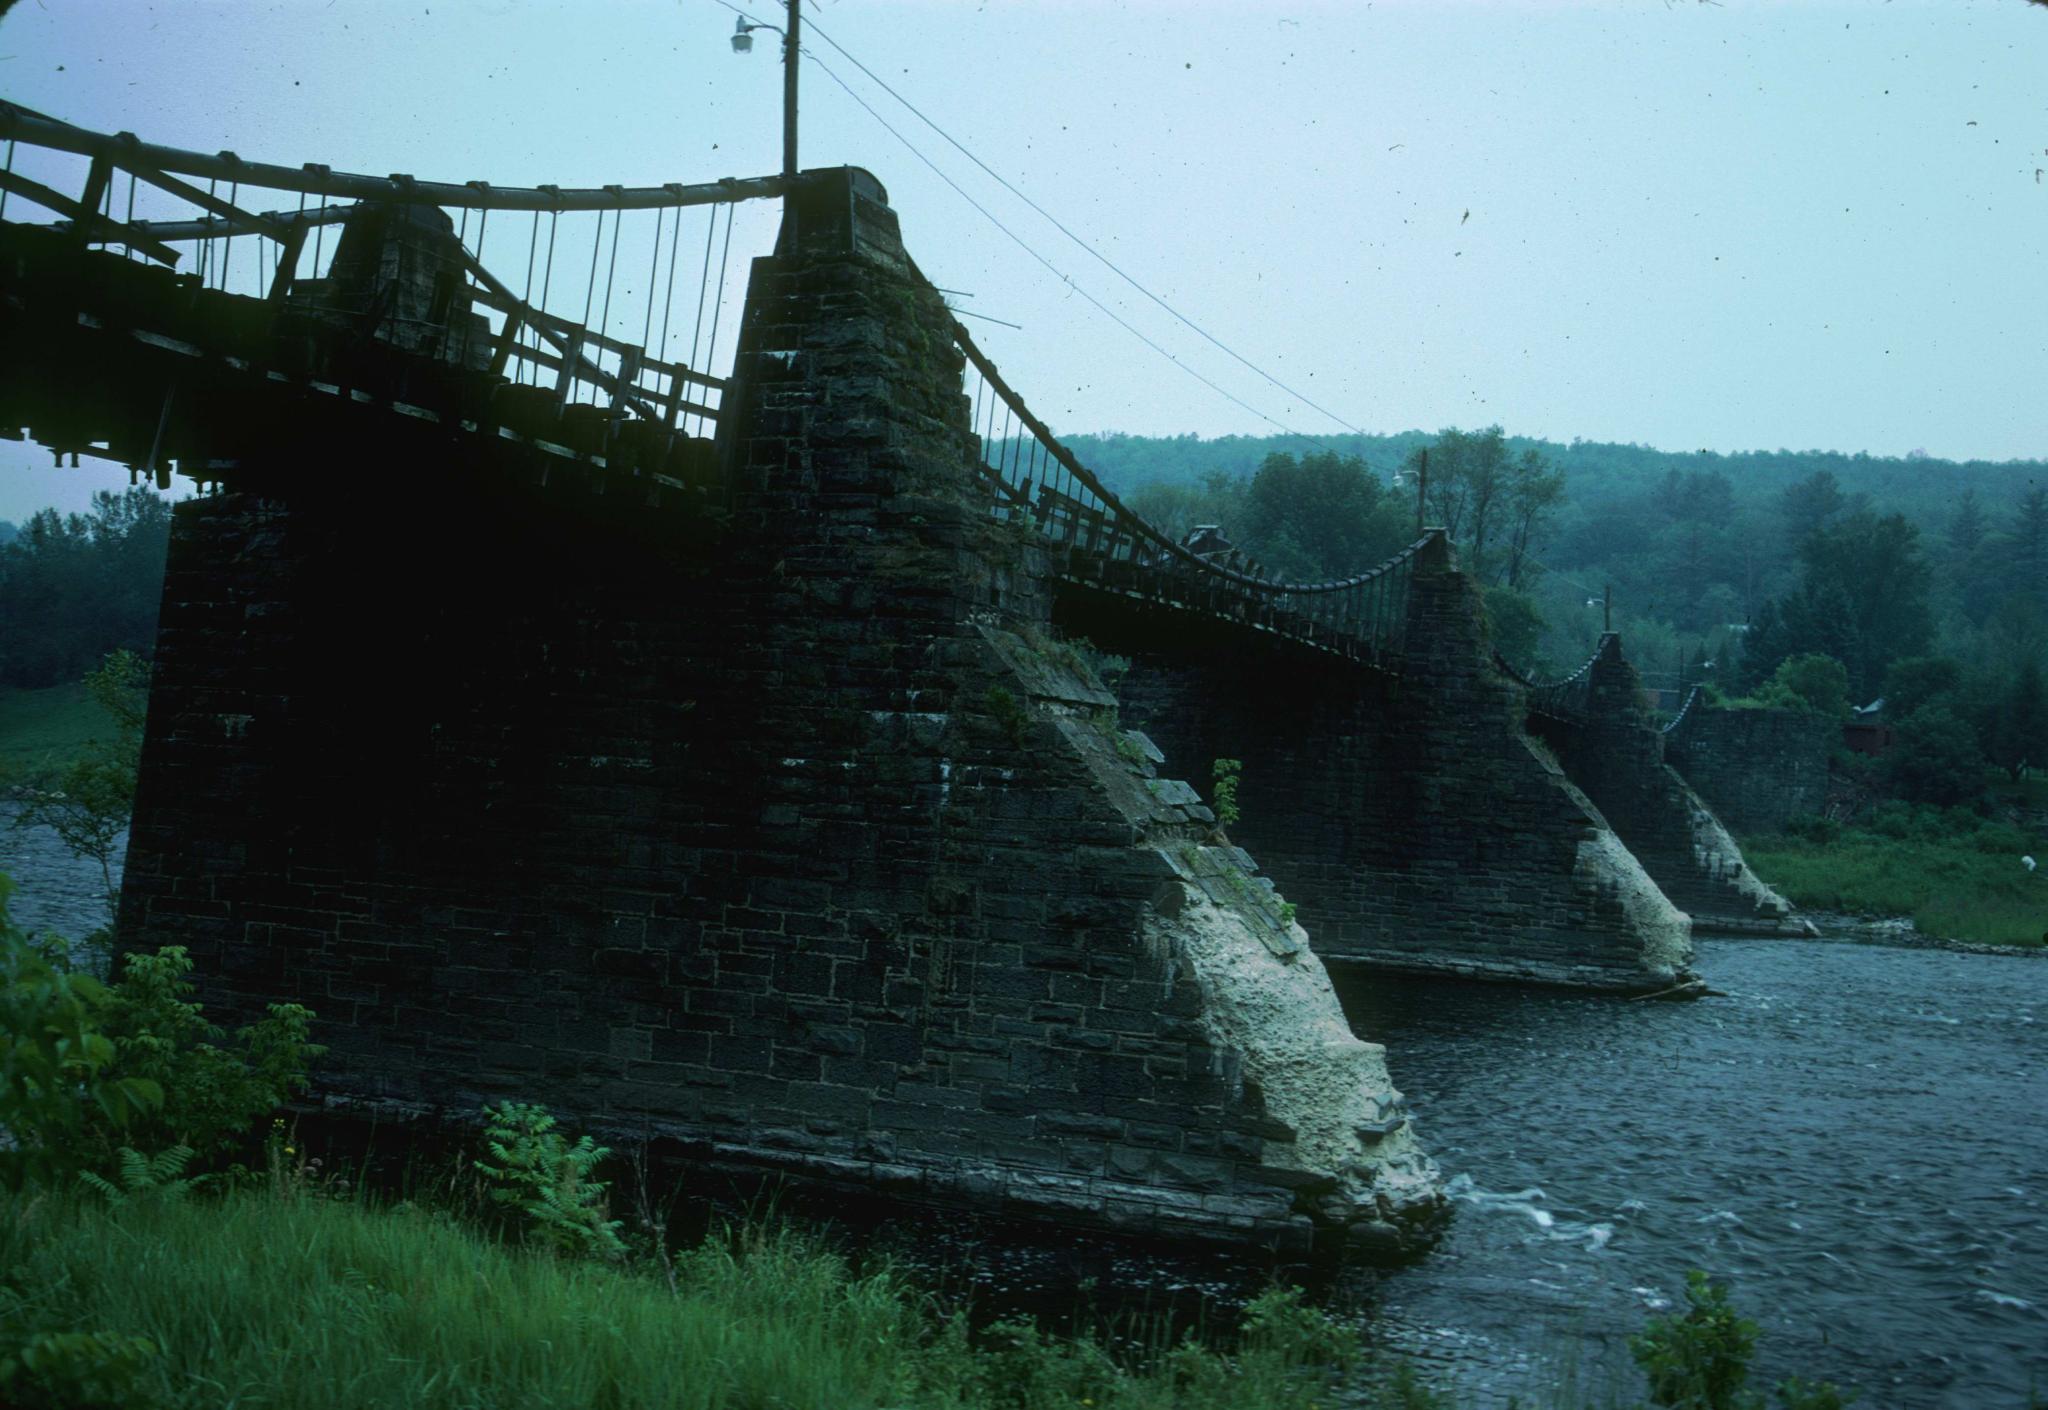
<box><xmin>1211</xmin><ymin>757</ymin><xmax>1243</xmax><ymax>829</ymax></box>
<box><xmin>983</xmin><ymin>686</ymin><xmax>1031</xmax><ymax>747</ymax></box>
<box><xmin>474</xmin><ymin>1101</ymin><xmax>627</xmax><ymax>1260</ymax></box>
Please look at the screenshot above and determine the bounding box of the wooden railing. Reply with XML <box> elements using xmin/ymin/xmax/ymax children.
<box><xmin>952</xmin><ymin>319</ymin><xmax>1434</xmax><ymax>669</ymax></box>
<box><xmin>0</xmin><ymin>100</ymin><xmax>785</xmax><ymax>452</ymax></box>
<box><xmin>1495</xmin><ymin>640</ymin><xmax>1602</xmax><ymax>722</ymax></box>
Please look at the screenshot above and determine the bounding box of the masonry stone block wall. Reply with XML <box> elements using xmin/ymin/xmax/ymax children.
<box><xmin>1664</xmin><ymin>705</ymin><xmax>1835</xmax><ymax>836</ymax></box>
<box><xmin>117</xmin><ymin>169</ymin><xmax>1441</xmax><ymax>1256</ymax></box>
<box><xmin>1094</xmin><ymin>545</ymin><xmax>1693</xmax><ymax>992</ymax></box>
<box><xmin>1536</xmin><ymin>638</ymin><xmax>1797</xmax><ymax>931</ymax></box>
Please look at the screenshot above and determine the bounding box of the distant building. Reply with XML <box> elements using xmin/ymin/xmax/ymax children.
<box><xmin>1842</xmin><ymin>697</ymin><xmax>1894</xmax><ymax>756</ymax></box>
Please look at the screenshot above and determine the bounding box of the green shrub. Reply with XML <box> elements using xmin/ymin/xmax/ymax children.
<box><xmin>1238</xmin><ymin>1284</ymin><xmax>1358</xmax><ymax>1370</ymax></box>
<box><xmin>1885</xmin><ymin>704</ymin><xmax>1989</xmax><ymax>807</ymax></box>
<box><xmin>89</xmin><ymin>945</ymin><xmax>321</xmax><ymax>1165</ymax></box>
<box><xmin>984</xmin><ymin>686</ymin><xmax>1031</xmax><ymax>746</ymax></box>
<box><xmin>1630</xmin><ymin>1270</ymin><xmax>1757</xmax><ymax>1409</ymax></box>
<box><xmin>964</xmin><ymin>1317</ymin><xmax>1120</xmax><ymax>1409</ymax></box>
<box><xmin>1781</xmin><ymin>814</ymin><xmax>1840</xmax><ymax>845</ymax></box>
<box><xmin>1212</xmin><ymin>757</ymin><xmax>1243</xmax><ymax>829</ymax></box>
<box><xmin>1773</xmin><ymin>1377</ymin><xmax>1857</xmax><ymax>1409</ymax></box>
<box><xmin>0</xmin><ymin>876</ymin><xmax>160</xmax><ymax>1190</ymax></box>
<box><xmin>474</xmin><ymin>1101</ymin><xmax>627</xmax><ymax>1260</ymax></box>
<box><xmin>1774</xmin><ymin>654</ymin><xmax>1851</xmax><ymax>718</ymax></box>
<box><xmin>0</xmin><ymin>1330</ymin><xmax>162</xmax><ymax>1410</ymax></box>
<box><xmin>1625</xmin><ymin>1273</ymin><xmax>1855</xmax><ymax>1410</ymax></box>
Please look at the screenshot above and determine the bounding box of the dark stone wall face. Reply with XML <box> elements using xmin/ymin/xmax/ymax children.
<box><xmin>1536</xmin><ymin>639</ymin><xmax>1785</xmax><ymax>925</ymax></box>
<box><xmin>1096</xmin><ymin>556</ymin><xmax>1689</xmax><ymax>991</ymax></box>
<box><xmin>115</xmin><ymin>169</ymin><xmax>1425</xmax><ymax>1254</ymax></box>
<box><xmin>1664</xmin><ymin>706</ymin><xmax>1833</xmax><ymax>836</ymax></box>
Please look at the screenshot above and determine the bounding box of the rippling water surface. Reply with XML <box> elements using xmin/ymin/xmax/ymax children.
<box><xmin>5</xmin><ymin>816</ymin><xmax>2041</xmax><ymax>1406</ymax></box>
<box><xmin>0</xmin><ymin>802</ymin><xmax>123</xmax><ymax>947</ymax></box>
<box><xmin>1330</xmin><ymin>938</ymin><xmax>2048</xmax><ymax>1408</ymax></box>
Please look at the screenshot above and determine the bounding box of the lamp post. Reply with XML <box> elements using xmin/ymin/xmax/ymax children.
<box><xmin>731</xmin><ymin>1</ymin><xmax>801</xmax><ymax>182</ymax></box>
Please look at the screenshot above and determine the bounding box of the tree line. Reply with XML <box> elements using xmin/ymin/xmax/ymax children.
<box><xmin>1081</xmin><ymin>427</ymin><xmax>2046</xmax><ymax>811</ymax></box>
<box><xmin>0</xmin><ymin>488</ymin><xmax>172</xmax><ymax>690</ymax></box>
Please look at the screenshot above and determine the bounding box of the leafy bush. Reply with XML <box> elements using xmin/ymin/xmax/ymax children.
<box><xmin>88</xmin><ymin>945</ymin><xmax>321</xmax><ymax>1164</ymax></box>
<box><xmin>1630</xmin><ymin>1270</ymin><xmax>1758</xmax><ymax>1409</ymax></box>
<box><xmin>1773</xmin><ymin>1378</ymin><xmax>1857</xmax><ymax>1409</ymax></box>
<box><xmin>1630</xmin><ymin>1272</ymin><xmax>1852</xmax><ymax>1410</ymax></box>
<box><xmin>1881</xmin><ymin>655</ymin><xmax>1962</xmax><ymax>720</ymax></box>
<box><xmin>1238</xmin><ymin>1284</ymin><xmax>1359</xmax><ymax>1370</ymax></box>
<box><xmin>0</xmin><ymin>1329</ymin><xmax>162</xmax><ymax>1410</ymax></box>
<box><xmin>0</xmin><ymin>876</ymin><xmax>160</xmax><ymax>1190</ymax></box>
<box><xmin>4</xmin><ymin>887</ymin><xmax>319</xmax><ymax>1187</ymax></box>
<box><xmin>983</xmin><ymin>686</ymin><xmax>1031</xmax><ymax>746</ymax></box>
<box><xmin>1884</xmin><ymin>704</ymin><xmax>1990</xmax><ymax>807</ymax></box>
<box><xmin>474</xmin><ymin>1101</ymin><xmax>627</xmax><ymax>1260</ymax></box>
<box><xmin>1781</xmin><ymin>814</ymin><xmax>1840</xmax><ymax>846</ymax></box>
<box><xmin>1212</xmin><ymin>757</ymin><xmax>1243</xmax><ymax>828</ymax></box>
<box><xmin>1750</xmin><ymin>654</ymin><xmax>1851</xmax><ymax>719</ymax></box>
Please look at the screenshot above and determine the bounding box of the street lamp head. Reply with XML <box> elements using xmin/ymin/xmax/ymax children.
<box><xmin>731</xmin><ymin>18</ymin><xmax>754</xmax><ymax>53</ymax></box>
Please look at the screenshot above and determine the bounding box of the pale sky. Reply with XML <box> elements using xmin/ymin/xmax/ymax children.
<box><xmin>1</xmin><ymin>0</ymin><xmax>2043</xmax><ymax>523</ymax></box>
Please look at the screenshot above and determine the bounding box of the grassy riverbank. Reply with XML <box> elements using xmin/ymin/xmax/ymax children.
<box><xmin>0</xmin><ymin>1181</ymin><xmax>1444</xmax><ymax>1410</ymax></box>
<box><xmin>0</xmin><ymin>682</ymin><xmax>113</xmax><ymax>781</ymax></box>
<box><xmin>1742</xmin><ymin>805</ymin><xmax>2047</xmax><ymax>947</ymax></box>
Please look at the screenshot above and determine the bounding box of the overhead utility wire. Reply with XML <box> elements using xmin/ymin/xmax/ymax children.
<box><xmin>801</xmin><ymin>49</ymin><xmax>1335</xmax><ymax>453</ymax></box>
<box><xmin>801</xmin><ymin>16</ymin><xmax>1367</xmax><ymax>437</ymax></box>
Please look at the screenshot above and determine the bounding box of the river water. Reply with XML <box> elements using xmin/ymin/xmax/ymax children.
<box><xmin>0</xmin><ymin>801</ymin><xmax>123</xmax><ymax>953</ymax></box>
<box><xmin>4</xmin><ymin>811</ymin><xmax>2040</xmax><ymax>1407</ymax></box>
<box><xmin>1328</xmin><ymin>939</ymin><xmax>2048</xmax><ymax>1408</ymax></box>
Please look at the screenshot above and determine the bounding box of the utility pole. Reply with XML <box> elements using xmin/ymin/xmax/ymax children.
<box><xmin>732</xmin><ymin>2</ymin><xmax>801</xmax><ymax>185</ymax></box>
<box><xmin>1415</xmin><ymin>448</ymin><xmax>1428</xmax><ymax>538</ymax></box>
<box><xmin>782</xmin><ymin>0</ymin><xmax>800</xmax><ymax>182</ymax></box>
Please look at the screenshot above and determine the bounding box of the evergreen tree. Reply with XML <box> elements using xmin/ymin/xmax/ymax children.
<box><xmin>1948</xmin><ymin>487</ymin><xmax>1987</xmax><ymax>555</ymax></box>
<box><xmin>1987</xmin><ymin>658</ymin><xmax>2045</xmax><ymax>780</ymax></box>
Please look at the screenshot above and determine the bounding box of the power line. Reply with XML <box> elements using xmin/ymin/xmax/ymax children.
<box><xmin>800</xmin><ymin>14</ymin><xmax>1368</xmax><ymax>438</ymax></box>
<box><xmin>801</xmin><ymin>49</ymin><xmax>1336</xmax><ymax>452</ymax></box>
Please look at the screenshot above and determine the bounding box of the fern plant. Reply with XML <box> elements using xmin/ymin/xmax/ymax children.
<box><xmin>474</xmin><ymin>1102</ymin><xmax>626</xmax><ymax>1260</ymax></box>
<box><xmin>77</xmin><ymin>1145</ymin><xmax>210</xmax><ymax>1208</ymax></box>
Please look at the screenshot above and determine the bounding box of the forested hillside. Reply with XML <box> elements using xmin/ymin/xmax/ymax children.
<box><xmin>1057</xmin><ymin>430</ymin><xmax>2040</xmax><ymax>659</ymax></box>
<box><xmin>1031</xmin><ymin>429</ymin><xmax>2045</xmax><ymax>807</ymax></box>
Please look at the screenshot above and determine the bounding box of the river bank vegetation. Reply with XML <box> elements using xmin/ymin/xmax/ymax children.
<box><xmin>1741</xmin><ymin>804</ymin><xmax>2046</xmax><ymax>948</ymax></box>
<box><xmin>1</xmin><ymin>872</ymin><xmax>1862</xmax><ymax>1410</ymax></box>
<box><xmin>0</xmin><ymin>680</ymin><xmax>112</xmax><ymax>782</ymax></box>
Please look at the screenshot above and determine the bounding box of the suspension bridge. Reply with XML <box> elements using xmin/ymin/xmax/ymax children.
<box><xmin>0</xmin><ymin>99</ymin><xmax>1801</xmax><ymax>1256</ymax></box>
<box><xmin>1</xmin><ymin>99</ymin><xmax>1436</xmax><ymax>669</ymax></box>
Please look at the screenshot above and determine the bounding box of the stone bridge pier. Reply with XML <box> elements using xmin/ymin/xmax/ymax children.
<box><xmin>114</xmin><ymin>169</ymin><xmax>1442</xmax><ymax>1257</ymax></box>
<box><xmin>1530</xmin><ymin>636</ymin><xmax>1804</xmax><ymax>935</ymax></box>
<box><xmin>1079</xmin><ymin>542</ymin><xmax>1696</xmax><ymax>993</ymax></box>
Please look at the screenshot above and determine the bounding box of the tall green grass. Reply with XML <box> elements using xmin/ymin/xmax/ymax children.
<box><xmin>0</xmin><ymin>1185</ymin><xmax>1431</xmax><ymax>1410</ymax></box>
<box><xmin>1743</xmin><ymin>805</ymin><xmax>2046</xmax><ymax>947</ymax></box>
